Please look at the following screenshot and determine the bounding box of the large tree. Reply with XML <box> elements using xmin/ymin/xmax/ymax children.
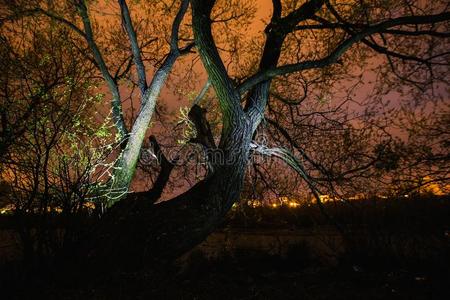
<box><xmin>2</xmin><ymin>0</ymin><xmax>449</xmax><ymax>267</ymax></box>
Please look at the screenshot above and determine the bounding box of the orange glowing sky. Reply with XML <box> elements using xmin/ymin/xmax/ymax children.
<box><xmin>86</xmin><ymin>1</ymin><xmax>447</xmax><ymax>193</ymax></box>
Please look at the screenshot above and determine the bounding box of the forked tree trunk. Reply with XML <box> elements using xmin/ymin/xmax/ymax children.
<box><xmin>71</xmin><ymin>0</ymin><xmax>260</xmax><ymax>270</ymax></box>
<box><xmin>77</xmin><ymin>118</ymin><xmax>253</xmax><ymax>269</ymax></box>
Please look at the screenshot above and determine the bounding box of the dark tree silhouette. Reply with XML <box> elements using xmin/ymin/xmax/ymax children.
<box><xmin>1</xmin><ymin>0</ymin><xmax>449</xmax><ymax>268</ymax></box>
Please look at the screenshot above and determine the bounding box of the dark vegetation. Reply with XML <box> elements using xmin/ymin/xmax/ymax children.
<box><xmin>0</xmin><ymin>194</ymin><xmax>448</xmax><ymax>299</ymax></box>
<box><xmin>226</xmin><ymin>194</ymin><xmax>450</xmax><ymax>231</ymax></box>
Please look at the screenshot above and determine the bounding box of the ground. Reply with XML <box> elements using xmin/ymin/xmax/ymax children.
<box><xmin>1</xmin><ymin>195</ymin><xmax>449</xmax><ymax>299</ymax></box>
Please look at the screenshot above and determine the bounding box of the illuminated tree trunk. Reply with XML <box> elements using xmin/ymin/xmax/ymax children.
<box><xmin>83</xmin><ymin>0</ymin><xmax>252</xmax><ymax>266</ymax></box>
<box><xmin>79</xmin><ymin>0</ymin><xmax>258</xmax><ymax>266</ymax></box>
<box><xmin>100</xmin><ymin>0</ymin><xmax>190</xmax><ymax>204</ymax></box>
<box><xmin>84</xmin><ymin>122</ymin><xmax>254</xmax><ymax>267</ymax></box>
<box><xmin>106</xmin><ymin>54</ymin><xmax>178</xmax><ymax>202</ymax></box>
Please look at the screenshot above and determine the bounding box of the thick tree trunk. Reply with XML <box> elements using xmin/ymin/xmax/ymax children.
<box><xmin>77</xmin><ymin>118</ymin><xmax>253</xmax><ymax>270</ymax></box>
<box><xmin>72</xmin><ymin>0</ymin><xmax>259</xmax><ymax>271</ymax></box>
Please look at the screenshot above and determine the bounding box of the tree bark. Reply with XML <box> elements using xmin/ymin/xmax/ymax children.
<box><xmin>78</xmin><ymin>119</ymin><xmax>253</xmax><ymax>270</ymax></box>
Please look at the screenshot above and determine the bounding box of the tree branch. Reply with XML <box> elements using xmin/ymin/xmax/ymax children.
<box><xmin>192</xmin><ymin>79</ymin><xmax>211</xmax><ymax>106</ymax></box>
<box><xmin>277</xmin><ymin>0</ymin><xmax>325</xmax><ymax>34</ymax></box>
<box><xmin>191</xmin><ymin>0</ymin><xmax>243</xmax><ymax>129</ymax></box>
<box><xmin>170</xmin><ymin>0</ymin><xmax>189</xmax><ymax>53</ymax></box>
<box><xmin>39</xmin><ymin>8</ymin><xmax>87</xmax><ymax>38</ymax></box>
<box><xmin>145</xmin><ymin>136</ymin><xmax>176</xmax><ymax>203</ymax></box>
<box><xmin>295</xmin><ymin>22</ymin><xmax>450</xmax><ymax>38</ymax></box>
<box><xmin>245</xmin><ymin>0</ymin><xmax>326</xmax><ymax>127</ymax></box>
<box><xmin>238</xmin><ymin>11</ymin><xmax>450</xmax><ymax>94</ymax></box>
<box><xmin>250</xmin><ymin>142</ymin><xmax>344</xmax><ymax>233</ymax></box>
<box><xmin>188</xmin><ymin>105</ymin><xmax>216</xmax><ymax>150</ymax></box>
<box><xmin>108</xmin><ymin>0</ymin><xmax>191</xmax><ymax>203</ymax></box>
<box><xmin>118</xmin><ymin>0</ymin><xmax>148</xmax><ymax>97</ymax></box>
<box><xmin>188</xmin><ymin>104</ymin><xmax>217</xmax><ymax>174</ymax></box>
<box><xmin>75</xmin><ymin>0</ymin><xmax>128</xmax><ymax>139</ymax></box>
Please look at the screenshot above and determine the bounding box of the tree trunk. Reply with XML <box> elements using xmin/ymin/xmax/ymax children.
<box><xmin>77</xmin><ymin>117</ymin><xmax>253</xmax><ymax>270</ymax></box>
<box><xmin>71</xmin><ymin>0</ymin><xmax>259</xmax><ymax>271</ymax></box>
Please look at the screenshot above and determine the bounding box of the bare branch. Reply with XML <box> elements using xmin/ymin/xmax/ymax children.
<box><xmin>276</xmin><ymin>0</ymin><xmax>325</xmax><ymax>34</ymax></box>
<box><xmin>145</xmin><ymin>136</ymin><xmax>177</xmax><ymax>203</ymax></box>
<box><xmin>108</xmin><ymin>0</ymin><xmax>191</xmax><ymax>203</ymax></box>
<box><xmin>118</xmin><ymin>0</ymin><xmax>148</xmax><ymax>97</ymax></box>
<box><xmin>250</xmin><ymin>142</ymin><xmax>344</xmax><ymax>232</ymax></box>
<box><xmin>75</xmin><ymin>0</ymin><xmax>128</xmax><ymax>139</ymax></box>
<box><xmin>271</xmin><ymin>0</ymin><xmax>282</xmax><ymax>20</ymax></box>
<box><xmin>191</xmin><ymin>0</ymin><xmax>243</xmax><ymax>125</ymax></box>
<box><xmin>192</xmin><ymin>79</ymin><xmax>211</xmax><ymax>106</ymax></box>
<box><xmin>188</xmin><ymin>104</ymin><xmax>216</xmax><ymax>150</ymax></box>
<box><xmin>238</xmin><ymin>11</ymin><xmax>450</xmax><ymax>94</ymax></box>
<box><xmin>245</xmin><ymin>0</ymin><xmax>326</xmax><ymax>126</ymax></box>
<box><xmin>170</xmin><ymin>0</ymin><xmax>190</xmax><ymax>52</ymax></box>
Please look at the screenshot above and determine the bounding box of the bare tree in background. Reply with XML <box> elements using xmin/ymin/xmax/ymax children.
<box><xmin>0</xmin><ymin>14</ymin><xmax>120</xmax><ymax>263</ymax></box>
